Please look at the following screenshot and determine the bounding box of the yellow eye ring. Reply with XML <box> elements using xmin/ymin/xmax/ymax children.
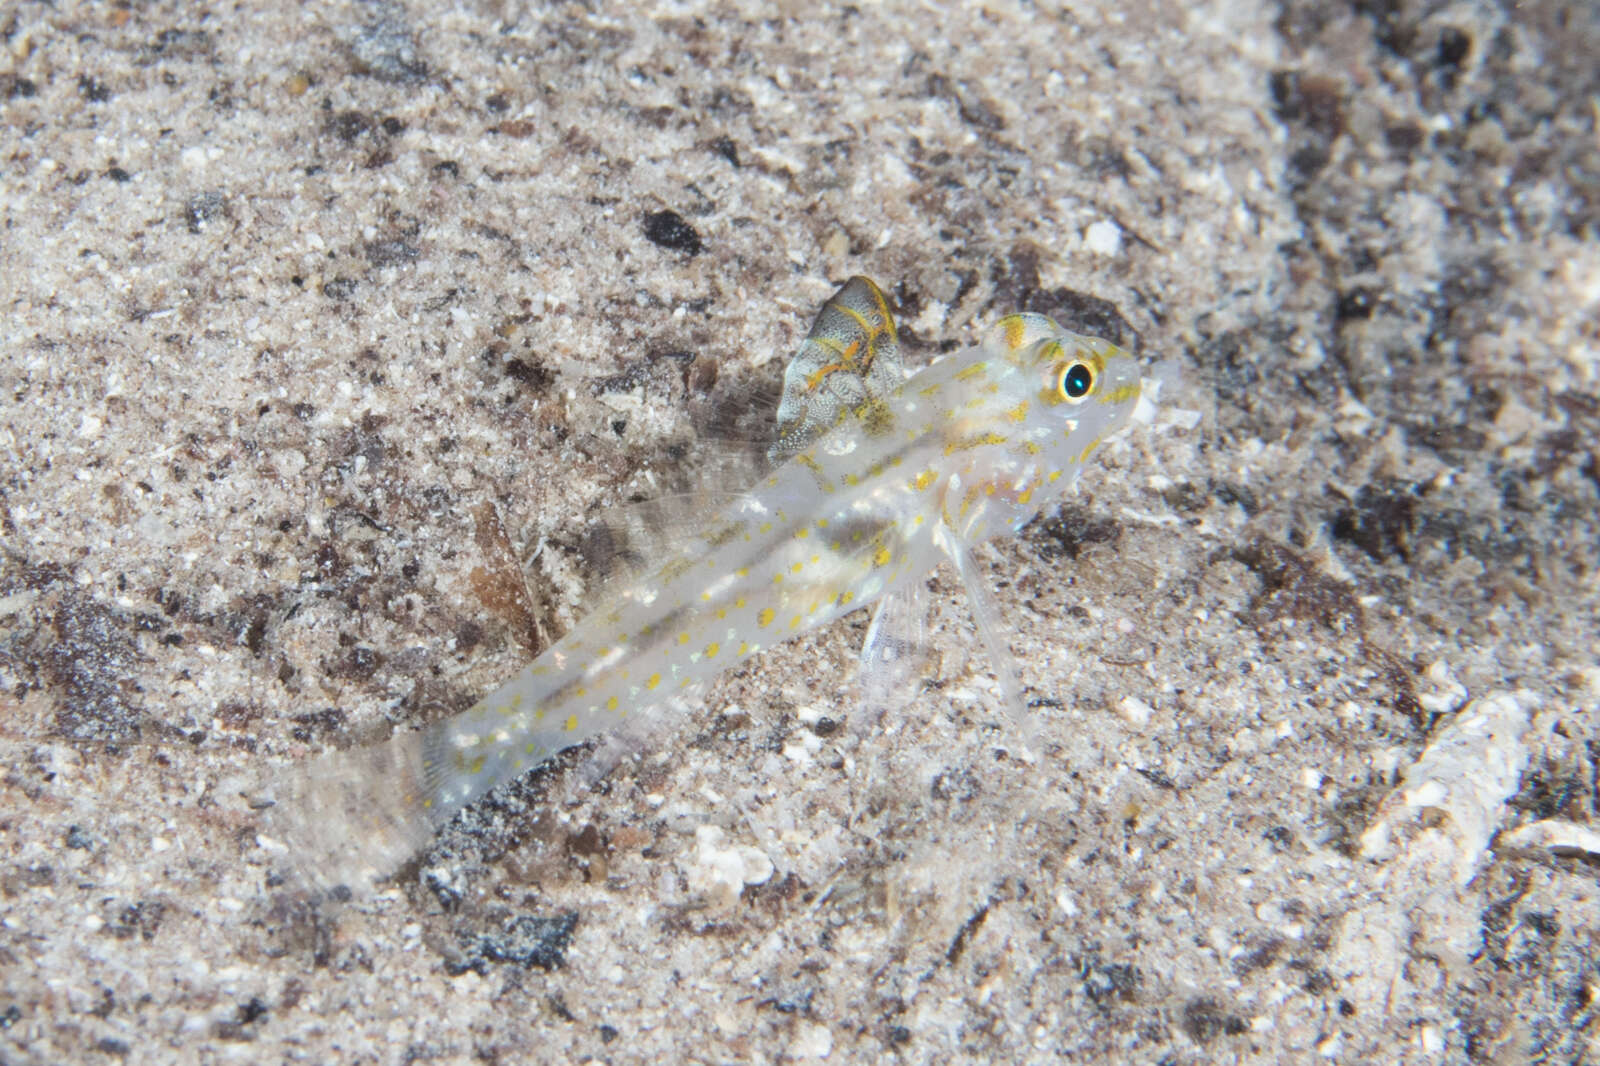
<box><xmin>1056</xmin><ymin>362</ymin><xmax>1094</xmax><ymax>403</ymax></box>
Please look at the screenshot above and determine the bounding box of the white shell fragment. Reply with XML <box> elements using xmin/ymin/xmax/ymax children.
<box><xmin>1416</xmin><ymin>659</ymin><xmax>1469</xmax><ymax>715</ymax></box>
<box><xmin>1115</xmin><ymin>694</ymin><xmax>1156</xmax><ymax>729</ymax></box>
<box><xmin>1083</xmin><ymin>218</ymin><xmax>1123</xmax><ymax>257</ymax></box>
<box><xmin>686</xmin><ymin>825</ymin><xmax>775</xmax><ymax>906</ymax></box>
<box><xmin>1500</xmin><ymin>819</ymin><xmax>1600</xmax><ymax>861</ymax></box>
<box><xmin>1359</xmin><ymin>690</ymin><xmax>1536</xmax><ymax>886</ymax></box>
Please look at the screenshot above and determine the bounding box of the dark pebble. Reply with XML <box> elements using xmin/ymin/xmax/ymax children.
<box><xmin>642</xmin><ymin>210</ymin><xmax>704</xmax><ymax>255</ymax></box>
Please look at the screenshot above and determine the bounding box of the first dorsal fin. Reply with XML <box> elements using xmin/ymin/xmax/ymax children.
<box><xmin>769</xmin><ymin>276</ymin><xmax>906</xmax><ymax>464</ymax></box>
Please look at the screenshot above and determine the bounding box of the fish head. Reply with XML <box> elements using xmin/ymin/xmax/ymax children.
<box><xmin>987</xmin><ymin>312</ymin><xmax>1143</xmax><ymax>427</ymax></box>
<box><xmin>942</xmin><ymin>312</ymin><xmax>1147</xmax><ymax>537</ymax></box>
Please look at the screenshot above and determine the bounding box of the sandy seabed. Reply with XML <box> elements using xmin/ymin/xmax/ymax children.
<box><xmin>2</xmin><ymin>1</ymin><xmax>1598</xmax><ymax>1063</ymax></box>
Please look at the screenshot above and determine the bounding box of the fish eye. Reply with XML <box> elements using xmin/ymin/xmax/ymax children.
<box><xmin>1057</xmin><ymin>362</ymin><xmax>1094</xmax><ymax>403</ymax></box>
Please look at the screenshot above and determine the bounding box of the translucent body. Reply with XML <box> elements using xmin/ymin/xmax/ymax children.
<box><xmin>267</xmin><ymin>282</ymin><xmax>1145</xmax><ymax>892</ymax></box>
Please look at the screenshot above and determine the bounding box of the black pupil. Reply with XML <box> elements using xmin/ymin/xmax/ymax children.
<box><xmin>1063</xmin><ymin>364</ymin><xmax>1093</xmax><ymax>398</ymax></box>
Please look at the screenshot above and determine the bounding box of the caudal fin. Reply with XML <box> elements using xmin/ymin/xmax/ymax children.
<box><xmin>259</xmin><ymin>729</ymin><xmax>439</xmax><ymax>897</ymax></box>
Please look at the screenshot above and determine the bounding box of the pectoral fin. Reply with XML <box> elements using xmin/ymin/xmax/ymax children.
<box><xmin>853</xmin><ymin>583</ymin><xmax>931</xmax><ymax>734</ymax></box>
<box><xmin>947</xmin><ymin>541</ymin><xmax>1038</xmax><ymax>758</ymax></box>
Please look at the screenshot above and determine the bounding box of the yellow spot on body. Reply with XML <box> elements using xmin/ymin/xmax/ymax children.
<box><xmin>955</xmin><ymin>362</ymin><xmax>988</xmax><ymax>381</ymax></box>
<box><xmin>1003</xmin><ymin>316</ymin><xmax>1026</xmax><ymax>348</ymax></box>
<box><xmin>576</xmin><ymin>686</ymin><xmax>587</xmax><ymax>698</ymax></box>
<box><xmin>1080</xmin><ymin>438</ymin><xmax>1104</xmax><ymax>461</ymax></box>
<box><xmin>735</xmin><ymin>597</ymin><xmax>747</xmax><ymax>608</ymax></box>
<box><xmin>943</xmin><ymin>431</ymin><xmax>1008</xmax><ymax>456</ymax></box>
<box><xmin>469</xmin><ymin>755</ymin><xmax>486</xmax><ymax>775</ymax></box>
<box><xmin>838</xmin><ymin>590</ymin><xmax>855</xmax><ymax>605</ymax></box>
<box><xmin>525</xmin><ymin>742</ymin><xmax>539</xmax><ymax>755</ymax></box>
<box><xmin>564</xmin><ymin>714</ymin><xmax>578</xmax><ymax>732</ymax></box>
<box><xmin>701</xmin><ymin>591</ymin><xmax>712</xmax><ymax>601</ymax></box>
<box><xmin>737</xmin><ymin>642</ymin><xmax>749</xmax><ymax>656</ymax></box>
<box><xmin>607</xmin><ymin>695</ymin><xmax>619</xmax><ymax>710</ymax></box>
<box><xmin>873</xmin><ymin>547</ymin><xmax>891</xmax><ymax>566</ymax></box>
<box><xmin>815</xmin><ymin>518</ymin><xmax>828</xmax><ymax>528</ymax></box>
<box><xmin>795</xmin><ymin>527</ymin><xmax>809</xmax><ymax>539</ymax></box>
<box><xmin>773</xmin><ymin>573</ymin><xmax>784</xmax><ymax>585</ymax></box>
<box><xmin>647</xmin><ymin>673</ymin><xmax>661</xmax><ymax>690</ymax></box>
<box><xmin>759</xmin><ymin>521</ymin><xmax>774</xmax><ymax>533</ymax></box>
<box><xmin>913</xmin><ymin>470</ymin><xmax>937</xmax><ymax>491</ymax></box>
<box><xmin>678</xmin><ymin>631</ymin><xmax>690</xmax><ymax>645</ymax></box>
<box><xmin>1047</xmin><ymin>470</ymin><xmax>1063</xmax><ymax>483</ymax></box>
<box><xmin>791</xmin><ymin>561</ymin><xmax>804</xmax><ymax>573</ymax></box>
<box><xmin>758</xmin><ymin>608</ymin><xmax>775</xmax><ymax>628</ymax></box>
<box><xmin>1025</xmin><ymin>441</ymin><xmax>1042</xmax><ymax>455</ymax></box>
<box><xmin>843</xmin><ymin>473</ymin><xmax>860</xmax><ymax>486</ymax></box>
<box><xmin>789</xmin><ymin>615</ymin><xmax>802</xmax><ymax>629</ymax></box>
<box><xmin>717</xmin><ymin>608</ymin><xmax>727</xmax><ymax>619</ymax></box>
<box><xmin>1006</xmin><ymin>400</ymin><xmax>1030</xmax><ymax>423</ymax></box>
<box><xmin>1018</xmin><ymin>488</ymin><xmax>1034</xmax><ymax>504</ymax></box>
<box><xmin>705</xmin><ymin>642</ymin><xmax>720</xmax><ymax>658</ymax></box>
